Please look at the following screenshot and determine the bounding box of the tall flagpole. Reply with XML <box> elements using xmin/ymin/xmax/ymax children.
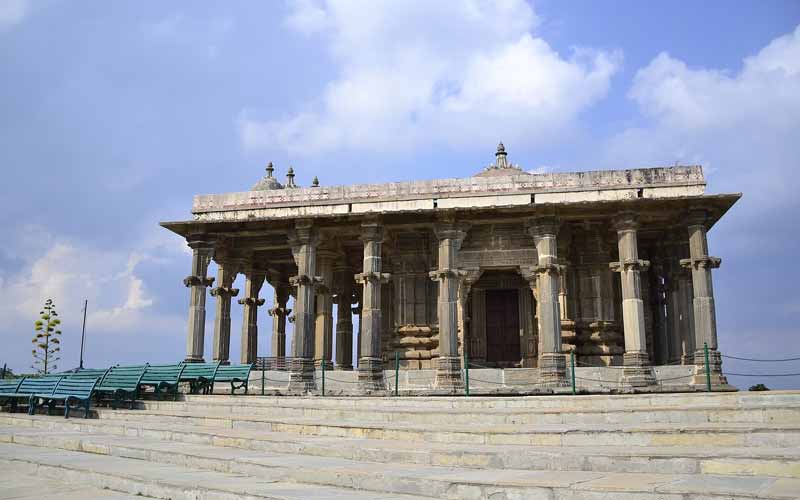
<box><xmin>79</xmin><ymin>299</ymin><xmax>87</xmax><ymax>369</ymax></box>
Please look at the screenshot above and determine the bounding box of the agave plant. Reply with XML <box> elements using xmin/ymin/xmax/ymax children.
<box><xmin>32</xmin><ymin>298</ymin><xmax>62</xmax><ymax>375</ymax></box>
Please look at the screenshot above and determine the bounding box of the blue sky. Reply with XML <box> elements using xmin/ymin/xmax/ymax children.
<box><xmin>1</xmin><ymin>1</ymin><xmax>798</xmax><ymax>388</ymax></box>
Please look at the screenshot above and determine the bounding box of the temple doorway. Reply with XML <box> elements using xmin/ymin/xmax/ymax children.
<box><xmin>485</xmin><ymin>288</ymin><xmax>521</xmax><ymax>366</ymax></box>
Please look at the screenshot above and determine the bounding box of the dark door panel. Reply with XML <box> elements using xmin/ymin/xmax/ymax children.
<box><xmin>485</xmin><ymin>289</ymin><xmax>521</xmax><ymax>365</ymax></box>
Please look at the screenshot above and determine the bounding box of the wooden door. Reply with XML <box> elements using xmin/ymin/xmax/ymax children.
<box><xmin>485</xmin><ymin>289</ymin><xmax>521</xmax><ymax>364</ymax></box>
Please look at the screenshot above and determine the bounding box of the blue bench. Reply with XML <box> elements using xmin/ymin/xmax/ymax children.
<box><xmin>30</xmin><ymin>377</ymin><xmax>101</xmax><ymax>418</ymax></box>
<box><xmin>0</xmin><ymin>378</ymin><xmax>25</xmax><ymax>412</ymax></box>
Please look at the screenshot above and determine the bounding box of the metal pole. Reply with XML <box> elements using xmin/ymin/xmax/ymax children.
<box><xmin>79</xmin><ymin>299</ymin><xmax>88</xmax><ymax>369</ymax></box>
<box><xmin>704</xmin><ymin>342</ymin><xmax>711</xmax><ymax>392</ymax></box>
<box><xmin>570</xmin><ymin>351</ymin><xmax>576</xmax><ymax>395</ymax></box>
<box><xmin>261</xmin><ymin>359</ymin><xmax>265</xmax><ymax>396</ymax></box>
<box><xmin>464</xmin><ymin>351</ymin><xmax>470</xmax><ymax>397</ymax></box>
<box><xmin>1</xmin><ymin>363</ymin><xmax>6</xmax><ymax>379</ymax></box>
<box><xmin>394</xmin><ymin>351</ymin><xmax>399</xmax><ymax>397</ymax></box>
<box><xmin>321</xmin><ymin>360</ymin><xmax>326</xmax><ymax>397</ymax></box>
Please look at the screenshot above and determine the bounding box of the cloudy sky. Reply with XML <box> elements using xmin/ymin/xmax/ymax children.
<box><xmin>1</xmin><ymin>1</ymin><xmax>798</xmax><ymax>388</ymax></box>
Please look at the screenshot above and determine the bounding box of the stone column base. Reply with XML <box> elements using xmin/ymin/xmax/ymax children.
<box><xmin>357</xmin><ymin>357</ymin><xmax>386</xmax><ymax>393</ymax></box>
<box><xmin>434</xmin><ymin>356</ymin><xmax>463</xmax><ymax>391</ymax></box>
<box><xmin>623</xmin><ymin>351</ymin><xmax>656</xmax><ymax>387</ymax></box>
<box><xmin>314</xmin><ymin>359</ymin><xmax>334</xmax><ymax>370</ymax></box>
<box><xmin>538</xmin><ymin>353</ymin><xmax>567</xmax><ymax>387</ymax></box>
<box><xmin>288</xmin><ymin>358</ymin><xmax>316</xmax><ymax>393</ymax></box>
<box><xmin>336</xmin><ymin>364</ymin><xmax>353</xmax><ymax>371</ymax></box>
<box><xmin>184</xmin><ymin>356</ymin><xmax>204</xmax><ymax>363</ymax></box>
<box><xmin>691</xmin><ymin>348</ymin><xmax>728</xmax><ymax>387</ymax></box>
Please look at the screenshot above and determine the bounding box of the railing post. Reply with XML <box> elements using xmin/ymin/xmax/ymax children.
<box><xmin>704</xmin><ymin>342</ymin><xmax>711</xmax><ymax>392</ymax></box>
<box><xmin>394</xmin><ymin>351</ymin><xmax>399</xmax><ymax>396</ymax></box>
<box><xmin>261</xmin><ymin>359</ymin><xmax>265</xmax><ymax>396</ymax></box>
<box><xmin>570</xmin><ymin>351</ymin><xmax>576</xmax><ymax>395</ymax></box>
<box><xmin>321</xmin><ymin>359</ymin><xmax>326</xmax><ymax>397</ymax></box>
<box><xmin>464</xmin><ymin>351</ymin><xmax>470</xmax><ymax>397</ymax></box>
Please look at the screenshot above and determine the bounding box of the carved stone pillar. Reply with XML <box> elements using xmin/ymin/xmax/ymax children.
<box><xmin>610</xmin><ymin>213</ymin><xmax>656</xmax><ymax>386</ymax></box>
<box><xmin>526</xmin><ymin>217</ymin><xmax>566</xmax><ymax>386</ymax></box>
<box><xmin>665</xmin><ymin>230</ymin><xmax>695</xmax><ymax>365</ymax></box>
<box><xmin>430</xmin><ymin>223</ymin><xmax>468</xmax><ymax>390</ymax></box>
<box><xmin>334</xmin><ymin>263</ymin><xmax>354</xmax><ymax>370</ymax></box>
<box><xmin>469</xmin><ymin>289</ymin><xmax>487</xmax><ymax>362</ymax></box>
<box><xmin>184</xmin><ymin>239</ymin><xmax>215</xmax><ymax>363</ymax></box>
<box><xmin>355</xmin><ymin>221</ymin><xmax>390</xmax><ymax>391</ymax></box>
<box><xmin>650</xmin><ymin>250</ymin><xmax>669</xmax><ymax>366</ymax></box>
<box><xmin>238</xmin><ymin>269</ymin><xmax>265</xmax><ymax>364</ymax></box>
<box><xmin>268</xmin><ymin>282</ymin><xmax>291</xmax><ymax>358</ymax></box>
<box><xmin>211</xmin><ymin>258</ymin><xmax>239</xmax><ymax>364</ymax></box>
<box><xmin>681</xmin><ymin>209</ymin><xmax>727</xmax><ymax>386</ymax></box>
<box><xmin>287</xmin><ymin>221</ymin><xmax>321</xmax><ymax>393</ymax></box>
<box><xmin>457</xmin><ymin>269</ymin><xmax>481</xmax><ymax>362</ymax></box>
<box><xmin>314</xmin><ymin>250</ymin><xmax>336</xmax><ymax>370</ymax></box>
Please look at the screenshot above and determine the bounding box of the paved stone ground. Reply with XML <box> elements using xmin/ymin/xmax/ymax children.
<box><xmin>0</xmin><ymin>462</ymin><xmax>151</xmax><ymax>499</ymax></box>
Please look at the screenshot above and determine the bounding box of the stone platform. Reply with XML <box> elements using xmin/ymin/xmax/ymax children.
<box><xmin>1</xmin><ymin>391</ymin><xmax>799</xmax><ymax>499</ymax></box>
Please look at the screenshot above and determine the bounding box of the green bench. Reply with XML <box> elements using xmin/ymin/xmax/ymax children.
<box><xmin>212</xmin><ymin>364</ymin><xmax>253</xmax><ymax>395</ymax></box>
<box><xmin>66</xmin><ymin>368</ymin><xmax>110</xmax><ymax>381</ymax></box>
<box><xmin>0</xmin><ymin>376</ymin><xmax>63</xmax><ymax>414</ymax></box>
<box><xmin>0</xmin><ymin>378</ymin><xmax>25</xmax><ymax>412</ymax></box>
<box><xmin>95</xmin><ymin>364</ymin><xmax>147</xmax><ymax>409</ymax></box>
<box><xmin>139</xmin><ymin>364</ymin><xmax>185</xmax><ymax>400</ymax></box>
<box><xmin>30</xmin><ymin>377</ymin><xmax>101</xmax><ymax>418</ymax></box>
<box><xmin>179</xmin><ymin>362</ymin><xmax>221</xmax><ymax>394</ymax></box>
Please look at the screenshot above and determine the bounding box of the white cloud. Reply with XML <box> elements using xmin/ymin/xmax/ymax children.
<box><xmin>0</xmin><ymin>0</ymin><xmax>28</xmax><ymax>31</ymax></box>
<box><xmin>242</xmin><ymin>0</ymin><xmax>620</xmax><ymax>155</ymax></box>
<box><xmin>606</xmin><ymin>25</ymin><xmax>800</xmax><ymax>211</ymax></box>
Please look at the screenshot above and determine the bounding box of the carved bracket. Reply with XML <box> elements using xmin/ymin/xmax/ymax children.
<box><xmin>183</xmin><ymin>276</ymin><xmax>215</xmax><ymax>288</ymax></box>
<box><xmin>680</xmin><ymin>256</ymin><xmax>721</xmax><ymax>270</ymax></box>
<box><xmin>609</xmin><ymin>259</ymin><xmax>651</xmax><ymax>273</ymax></box>
<box><xmin>354</xmin><ymin>272</ymin><xmax>391</xmax><ymax>284</ymax></box>
<box><xmin>428</xmin><ymin>268</ymin><xmax>465</xmax><ymax>281</ymax></box>
<box><xmin>238</xmin><ymin>297</ymin><xmax>266</xmax><ymax>307</ymax></box>
<box><xmin>289</xmin><ymin>274</ymin><xmax>324</xmax><ymax>287</ymax></box>
<box><xmin>210</xmin><ymin>287</ymin><xmax>240</xmax><ymax>298</ymax></box>
<box><xmin>268</xmin><ymin>306</ymin><xmax>291</xmax><ymax>317</ymax></box>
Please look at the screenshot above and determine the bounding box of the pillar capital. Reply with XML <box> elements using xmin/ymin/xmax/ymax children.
<box><xmin>612</xmin><ymin>211</ymin><xmax>640</xmax><ymax>232</ymax></box>
<box><xmin>239</xmin><ymin>296</ymin><xmax>266</xmax><ymax>307</ymax></box>
<box><xmin>432</xmin><ymin>222</ymin><xmax>470</xmax><ymax>244</ymax></box>
<box><xmin>360</xmin><ymin>221</ymin><xmax>385</xmax><ymax>243</ymax></box>
<box><xmin>526</xmin><ymin>216</ymin><xmax>559</xmax><ymax>238</ymax></box>
<box><xmin>687</xmin><ymin>207</ymin><xmax>712</xmax><ymax>228</ymax></box>
<box><xmin>287</xmin><ymin>220</ymin><xmax>320</xmax><ymax>249</ymax></box>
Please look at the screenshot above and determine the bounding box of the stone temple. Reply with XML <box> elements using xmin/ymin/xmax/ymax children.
<box><xmin>161</xmin><ymin>143</ymin><xmax>740</xmax><ymax>393</ymax></box>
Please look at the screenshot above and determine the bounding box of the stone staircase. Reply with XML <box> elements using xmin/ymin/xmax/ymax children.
<box><xmin>1</xmin><ymin>391</ymin><xmax>799</xmax><ymax>499</ymax></box>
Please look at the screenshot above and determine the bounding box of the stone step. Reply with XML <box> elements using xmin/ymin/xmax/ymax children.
<box><xmin>3</xmin><ymin>414</ymin><xmax>799</xmax><ymax>478</ymax></box>
<box><xmin>184</xmin><ymin>390</ymin><xmax>800</xmax><ymax>411</ymax></box>
<box><xmin>138</xmin><ymin>399</ymin><xmax>800</xmax><ymax>426</ymax></box>
<box><xmin>2</xmin><ymin>432</ymin><xmax>798</xmax><ymax>499</ymax></box>
<box><xmin>0</xmin><ymin>461</ymin><xmax>153</xmax><ymax>499</ymax></box>
<box><xmin>0</xmin><ymin>441</ymin><xmax>432</xmax><ymax>500</ymax></box>
<box><xmin>93</xmin><ymin>407</ymin><xmax>800</xmax><ymax>448</ymax></box>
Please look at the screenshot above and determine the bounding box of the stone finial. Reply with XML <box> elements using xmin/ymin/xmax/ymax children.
<box><xmin>286</xmin><ymin>167</ymin><xmax>297</xmax><ymax>188</ymax></box>
<box><xmin>312</xmin><ymin>176</ymin><xmax>320</xmax><ymax>188</ymax></box>
<box><xmin>495</xmin><ymin>142</ymin><xmax>508</xmax><ymax>168</ymax></box>
<box><xmin>474</xmin><ymin>141</ymin><xmax>523</xmax><ymax>177</ymax></box>
<box><xmin>251</xmin><ymin>161</ymin><xmax>284</xmax><ymax>191</ymax></box>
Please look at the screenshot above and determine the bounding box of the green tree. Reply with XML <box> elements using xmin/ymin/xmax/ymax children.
<box><xmin>749</xmin><ymin>383</ymin><xmax>770</xmax><ymax>391</ymax></box>
<box><xmin>32</xmin><ymin>298</ymin><xmax>62</xmax><ymax>375</ymax></box>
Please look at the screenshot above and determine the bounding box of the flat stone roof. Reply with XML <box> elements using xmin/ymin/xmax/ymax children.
<box><xmin>189</xmin><ymin>165</ymin><xmax>708</xmax><ymax>222</ymax></box>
